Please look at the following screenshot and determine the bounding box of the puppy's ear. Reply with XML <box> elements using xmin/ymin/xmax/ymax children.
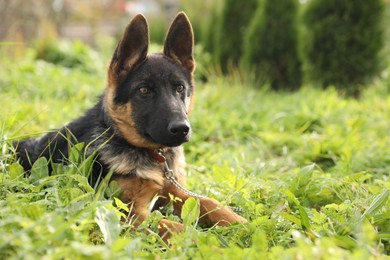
<box><xmin>108</xmin><ymin>14</ymin><xmax>149</xmax><ymax>85</ymax></box>
<box><xmin>163</xmin><ymin>12</ymin><xmax>195</xmax><ymax>73</ymax></box>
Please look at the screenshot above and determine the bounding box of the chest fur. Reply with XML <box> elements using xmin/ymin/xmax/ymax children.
<box><xmin>98</xmin><ymin>146</ymin><xmax>186</xmax><ymax>187</ymax></box>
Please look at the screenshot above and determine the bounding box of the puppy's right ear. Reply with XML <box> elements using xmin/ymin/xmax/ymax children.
<box><xmin>163</xmin><ymin>12</ymin><xmax>195</xmax><ymax>73</ymax></box>
<box><xmin>108</xmin><ymin>14</ymin><xmax>149</xmax><ymax>85</ymax></box>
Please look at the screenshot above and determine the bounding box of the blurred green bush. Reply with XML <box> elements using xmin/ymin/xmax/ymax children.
<box><xmin>242</xmin><ymin>0</ymin><xmax>302</xmax><ymax>90</ymax></box>
<box><xmin>191</xmin><ymin>0</ymin><xmax>387</xmax><ymax>93</ymax></box>
<box><xmin>301</xmin><ymin>0</ymin><xmax>386</xmax><ymax>96</ymax></box>
<box><xmin>6</xmin><ymin>0</ymin><xmax>387</xmax><ymax>94</ymax></box>
<box><xmin>213</xmin><ymin>0</ymin><xmax>258</xmax><ymax>73</ymax></box>
<box><xmin>34</xmin><ymin>39</ymin><xmax>102</xmax><ymax>73</ymax></box>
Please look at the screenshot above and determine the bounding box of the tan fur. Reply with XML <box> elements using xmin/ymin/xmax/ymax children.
<box><xmin>111</xmin><ymin>148</ymin><xmax>246</xmax><ymax>244</ymax></box>
<box><xmin>114</xmin><ymin>172</ymin><xmax>247</xmax><ymax>244</ymax></box>
<box><xmin>135</xmin><ymin>168</ymin><xmax>165</xmax><ymax>187</ymax></box>
<box><xmin>157</xmin><ymin>219</ymin><xmax>184</xmax><ymax>242</ymax></box>
<box><xmin>107</xmin><ymin>14</ymin><xmax>149</xmax><ymax>89</ymax></box>
<box><xmin>100</xmin><ymin>151</ymin><xmax>165</xmax><ymax>185</ymax></box>
<box><xmin>170</xmin><ymin>147</ymin><xmax>186</xmax><ymax>178</ymax></box>
<box><xmin>161</xmin><ymin>176</ymin><xmax>247</xmax><ymax>225</ymax></box>
<box><xmin>99</xmin><ymin>150</ymin><xmax>134</xmax><ymax>174</ymax></box>
<box><xmin>103</xmin><ymin>13</ymin><xmax>157</xmax><ymax>149</ymax></box>
<box><xmin>113</xmin><ymin>176</ymin><xmax>162</xmax><ymax>222</ymax></box>
<box><xmin>112</xmin><ymin>175</ymin><xmax>181</xmax><ymax>244</ymax></box>
<box><xmin>104</xmin><ymin>89</ymin><xmax>161</xmax><ymax>149</ymax></box>
<box><xmin>105</xmin><ymin>12</ymin><xmax>247</xmax><ymax>244</ymax></box>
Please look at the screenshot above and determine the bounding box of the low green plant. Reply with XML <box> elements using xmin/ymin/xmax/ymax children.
<box><xmin>34</xmin><ymin>39</ymin><xmax>103</xmax><ymax>73</ymax></box>
<box><xmin>0</xmin><ymin>43</ymin><xmax>389</xmax><ymax>258</ymax></box>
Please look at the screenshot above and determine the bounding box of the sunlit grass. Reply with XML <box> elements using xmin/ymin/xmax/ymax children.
<box><xmin>0</xmin><ymin>46</ymin><xmax>389</xmax><ymax>258</ymax></box>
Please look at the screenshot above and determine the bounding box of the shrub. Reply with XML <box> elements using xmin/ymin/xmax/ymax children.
<box><xmin>242</xmin><ymin>0</ymin><xmax>302</xmax><ymax>90</ymax></box>
<box><xmin>301</xmin><ymin>0</ymin><xmax>386</xmax><ymax>96</ymax></box>
<box><xmin>147</xmin><ymin>16</ymin><xmax>168</xmax><ymax>44</ymax></box>
<box><xmin>178</xmin><ymin>0</ymin><xmax>222</xmax><ymax>80</ymax></box>
<box><xmin>34</xmin><ymin>39</ymin><xmax>102</xmax><ymax>73</ymax></box>
<box><xmin>199</xmin><ymin>2</ymin><xmax>221</xmax><ymax>67</ymax></box>
<box><xmin>215</xmin><ymin>0</ymin><xmax>258</xmax><ymax>72</ymax></box>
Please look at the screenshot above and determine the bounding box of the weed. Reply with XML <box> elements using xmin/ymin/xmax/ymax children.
<box><xmin>0</xmin><ymin>48</ymin><xmax>389</xmax><ymax>258</ymax></box>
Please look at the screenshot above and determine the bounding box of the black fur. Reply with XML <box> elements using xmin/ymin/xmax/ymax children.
<box><xmin>115</xmin><ymin>54</ymin><xmax>193</xmax><ymax>147</ymax></box>
<box><xmin>13</xmin><ymin>13</ymin><xmax>248</xmax><ymax>233</ymax></box>
<box><xmin>14</xmin><ymin>95</ymin><xmax>182</xmax><ymax>183</ymax></box>
<box><xmin>14</xmin><ymin>12</ymin><xmax>194</xmax><ymax>188</ymax></box>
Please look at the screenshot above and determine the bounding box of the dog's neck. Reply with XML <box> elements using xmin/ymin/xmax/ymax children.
<box><xmin>147</xmin><ymin>148</ymin><xmax>166</xmax><ymax>163</ymax></box>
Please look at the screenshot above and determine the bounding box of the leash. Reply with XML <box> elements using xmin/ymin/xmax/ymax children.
<box><xmin>147</xmin><ymin>148</ymin><xmax>243</xmax><ymax>213</ymax></box>
<box><xmin>154</xmin><ymin>149</ymin><xmax>207</xmax><ymax>199</ymax></box>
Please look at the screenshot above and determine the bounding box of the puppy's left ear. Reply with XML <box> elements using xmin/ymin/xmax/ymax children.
<box><xmin>164</xmin><ymin>12</ymin><xmax>195</xmax><ymax>73</ymax></box>
<box><xmin>108</xmin><ymin>14</ymin><xmax>149</xmax><ymax>86</ymax></box>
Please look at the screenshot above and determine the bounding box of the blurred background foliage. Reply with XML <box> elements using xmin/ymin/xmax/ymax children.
<box><xmin>242</xmin><ymin>0</ymin><xmax>302</xmax><ymax>91</ymax></box>
<box><xmin>1</xmin><ymin>1</ymin><xmax>390</xmax><ymax>257</ymax></box>
<box><xmin>0</xmin><ymin>0</ymin><xmax>390</xmax><ymax>94</ymax></box>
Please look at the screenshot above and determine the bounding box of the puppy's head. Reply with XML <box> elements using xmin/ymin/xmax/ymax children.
<box><xmin>105</xmin><ymin>12</ymin><xmax>195</xmax><ymax>149</ymax></box>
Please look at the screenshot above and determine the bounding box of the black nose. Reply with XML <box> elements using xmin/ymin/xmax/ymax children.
<box><xmin>168</xmin><ymin>121</ymin><xmax>190</xmax><ymax>137</ymax></box>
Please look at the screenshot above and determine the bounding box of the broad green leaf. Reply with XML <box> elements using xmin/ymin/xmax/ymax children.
<box><xmin>298</xmin><ymin>205</ymin><xmax>311</xmax><ymax>230</ymax></box>
<box><xmin>68</xmin><ymin>142</ymin><xmax>85</xmax><ymax>163</ymax></box>
<box><xmin>95</xmin><ymin>206</ymin><xmax>121</xmax><ymax>246</ymax></box>
<box><xmin>278</xmin><ymin>212</ymin><xmax>301</xmax><ymax>226</ymax></box>
<box><xmin>9</xmin><ymin>162</ymin><xmax>24</xmax><ymax>180</ymax></box>
<box><xmin>71</xmin><ymin>174</ymin><xmax>94</xmax><ymax>193</ymax></box>
<box><xmin>113</xmin><ymin>197</ymin><xmax>130</xmax><ymax>219</ymax></box>
<box><xmin>29</xmin><ymin>157</ymin><xmax>49</xmax><ymax>183</ymax></box>
<box><xmin>114</xmin><ymin>197</ymin><xmax>129</xmax><ymax>213</ymax></box>
<box><xmin>181</xmin><ymin>197</ymin><xmax>200</xmax><ymax>228</ymax></box>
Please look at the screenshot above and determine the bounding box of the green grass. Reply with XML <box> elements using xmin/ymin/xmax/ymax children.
<box><xmin>0</xmin><ymin>46</ymin><xmax>389</xmax><ymax>259</ymax></box>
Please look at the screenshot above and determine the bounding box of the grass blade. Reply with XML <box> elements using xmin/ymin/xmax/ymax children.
<box><xmin>361</xmin><ymin>190</ymin><xmax>389</xmax><ymax>219</ymax></box>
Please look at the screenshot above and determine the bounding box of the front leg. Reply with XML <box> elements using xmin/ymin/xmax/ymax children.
<box><xmin>162</xmin><ymin>176</ymin><xmax>247</xmax><ymax>226</ymax></box>
<box><xmin>113</xmin><ymin>175</ymin><xmax>184</xmax><ymax>243</ymax></box>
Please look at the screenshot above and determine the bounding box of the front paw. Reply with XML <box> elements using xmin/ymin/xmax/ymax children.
<box><xmin>232</xmin><ymin>213</ymin><xmax>248</xmax><ymax>224</ymax></box>
<box><xmin>217</xmin><ymin>208</ymin><xmax>247</xmax><ymax>226</ymax></box>
<box><xmin>201</xmin><ymin>206</ymin><xmax>247</xmax><ymax>226</ymax></box>
<box><xmin>158</xmin><ymin>219</ymin><xmax>184</xmax><ymax>244</ymax></box>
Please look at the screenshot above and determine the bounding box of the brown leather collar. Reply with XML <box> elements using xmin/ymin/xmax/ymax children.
<box><xmin>147</xmin><ymin>148</ymin><xmax>166</xmax><ymax>163</ymax></box>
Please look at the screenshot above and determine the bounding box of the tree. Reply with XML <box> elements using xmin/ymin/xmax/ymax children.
<box><xmin>301</xmin><ymin>0</ymin><xmax>386</xmax><ymax>96</ymax></box>
<box><xmin>216</xmin><ymin>0</ymin><xmax>258</xmax><ymax>72</ymax></box>
<box><xmin>242</xmin><ymin>0</ymin><xmax>302</xmax><ymax>90</ymax></box>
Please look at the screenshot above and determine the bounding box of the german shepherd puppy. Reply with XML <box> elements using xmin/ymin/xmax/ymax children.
<box><xmin>14</xmin><ymin>12</ymin><xmax>247</xmax><ymax>242</ymax></box>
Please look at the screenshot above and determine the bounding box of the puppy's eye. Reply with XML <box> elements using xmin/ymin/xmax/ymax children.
<box><xmin>176</xmin><ymin>85</ymin><xmax>185</xmax><ymax>93</ymax></box>
<box><xmin>138</xmin><ymin>87</ymin><xmax>149</xmax><ymax>95</ymax></box>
